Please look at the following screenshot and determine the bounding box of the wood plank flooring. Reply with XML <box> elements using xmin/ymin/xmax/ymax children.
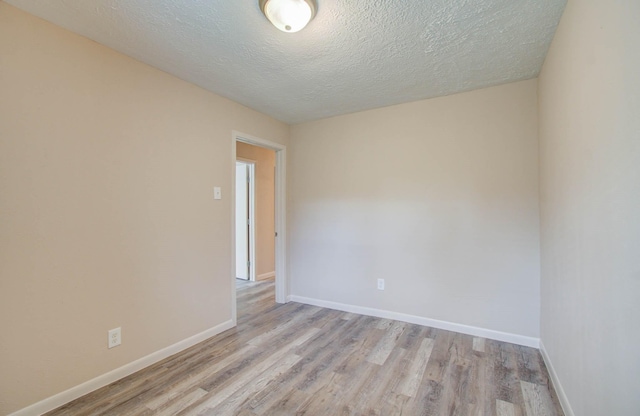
<box><xmin>46</xmin><ymin>279</ymin><xmax>564</xmax><ymax>415</ymax></box>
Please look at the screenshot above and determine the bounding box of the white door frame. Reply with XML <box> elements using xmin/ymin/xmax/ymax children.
<box><xmin>231</xmin><ymin>131</ymin><xmax>287</xmax><ymax>324</ymax></box>
<box><xmin>235</xmin><ymin>159</ymin><xmax>256</xmax><ymax>281</ymax></box>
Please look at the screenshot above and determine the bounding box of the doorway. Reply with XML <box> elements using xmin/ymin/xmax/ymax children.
<box><xmin>235</xmin><ymin>160</ymin><xmax>255</xmax><ymax>281</ymax></box>
<box><xmin>232</xmin><ymin>131</ymin><xmax>287</xmax><ymax>324</ymax></box>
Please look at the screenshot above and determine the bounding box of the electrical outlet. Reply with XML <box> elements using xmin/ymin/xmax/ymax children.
<box><xmin>377</xmin><ymin>279</ymin><xmax>385</xmax><ymax>290</ymax></box>
<box><xmin>108</xmin><ymin>327</ymin><xmax>121</xmax><ymax>349</ymax></box>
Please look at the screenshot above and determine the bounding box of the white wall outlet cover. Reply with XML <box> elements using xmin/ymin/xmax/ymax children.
<box><xmin>108</xmin><ymin>327</ymin><xmax>121</xmax><ymax>349</ymax></box>
<box><xmin>214</xmin><ymin>186</ymin><xmax>222</xmax><ymax>200</ymax></box>
<box><xmin>377</xmin><ymin>279</ymin><xmax>385</xmax><ymax>290</ymax></box>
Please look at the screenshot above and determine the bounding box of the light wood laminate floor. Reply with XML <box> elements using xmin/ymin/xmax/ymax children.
<box><xmin>46</xmin><ymin>279</ymin><xmax>563</xmax><ymax>415</ymax></box>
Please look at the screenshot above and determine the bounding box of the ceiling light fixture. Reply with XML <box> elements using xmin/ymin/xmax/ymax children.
<box><xmin>259</xmin><ymin>0</ymin><xmax>317</xmax><ymax>33</ymax></box>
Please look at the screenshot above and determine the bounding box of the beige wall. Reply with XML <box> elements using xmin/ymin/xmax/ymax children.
<box><xmin>289</xmin><ymin>79</ymin><xmax>541</xmax><ymax>338</ymax></box>
<box><xmin>236</xmin><ymin>142</ymin><xmax>276</xmax><ymax>278</ymax></box>
<box><xmin>0</xmin><ymin>4</ymin><xmax>288</xmax><ymax>414</ymax></box>
<box><xmin>538</xmin><ymin>1</ymin><xmax>640</xmax><ymax>415</ymax></box>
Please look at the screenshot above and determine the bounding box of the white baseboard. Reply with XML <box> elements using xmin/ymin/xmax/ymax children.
<box><xmin>288</xmin><ymin>295</ymin><xmax>539</xmax><ymax>348</ymax></box>
<box><xmin>9</xmin><ymin>320</ymin><xmax>235</xmax><ymax>416</ymax></box>
<box><xmin>257</xmin><ymin>271</ymin><xmax>275</xmax><ymax>281</ymax></box>
<box><xmin>539</xmin><ymin>340</ymin><xmax>575</xmax><ymax>416</ymax></box>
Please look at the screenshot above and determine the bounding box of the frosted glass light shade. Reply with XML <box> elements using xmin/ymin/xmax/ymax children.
<box><xmin>259</xmin><ymin>0</ymin><xmax>317</xmax><ymax>33</ymax></box>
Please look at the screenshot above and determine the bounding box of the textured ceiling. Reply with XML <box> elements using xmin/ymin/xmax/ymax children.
<box><xmin>5</xmin><ymin>0</ymin><xmax>566</xmax><ymax>124</ymax></box>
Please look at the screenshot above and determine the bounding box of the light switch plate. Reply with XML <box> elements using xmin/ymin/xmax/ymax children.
<box><xmin>214</xmin><ymin>187</ymin><xmax>222</xmax><ymax>200</ymax></box>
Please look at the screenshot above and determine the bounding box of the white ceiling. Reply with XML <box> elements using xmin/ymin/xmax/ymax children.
<box><xmin>6</xmin><ymin>0</ymin><xmax>566</xmax><ymax>124</ymax></box>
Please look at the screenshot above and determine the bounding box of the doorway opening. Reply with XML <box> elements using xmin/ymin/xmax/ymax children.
<box><xmin>232</xmin><ymin>131</ymin><xmax>287</xmax><ymax>325</ymax></box>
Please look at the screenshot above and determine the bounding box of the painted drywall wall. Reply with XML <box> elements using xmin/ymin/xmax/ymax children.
<box><xmin>0</xmin><ymin>4</ymin><xmax>288</xmax><ymax>414</ymax></box>
<box><xmin>236</xmin><ymin>142</ymin><xmax>276</xmax><ymax>279</ymax></box>
<box><xmin>289</xmin><ymin>79</ymin><xmax>540</xmax><ymax>338</ymax></box>
<box><xmin>538</xmin><ymin>1</ymin><xmax>640</xmax><ymax>415</ymax></box>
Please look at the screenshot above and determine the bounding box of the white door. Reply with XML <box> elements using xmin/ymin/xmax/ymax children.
<box><xmin>235</xmin><ymin>162</ymin><xmax>249</xmax><ymax>280</ymax></box>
